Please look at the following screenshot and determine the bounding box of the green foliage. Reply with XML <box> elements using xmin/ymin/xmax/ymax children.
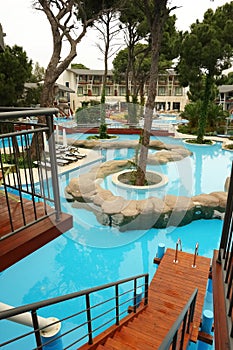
<box><xmin>184</xmin><ymin>138</ymin><xmax>213</xmax><ymax>145</ymax></box>
<box><xmin>75</xmin><ymin>104</ymin><xmax>101</xmax><ymax>124</ymax></box>
<box><xmin>22</xmin><ymin>84</ymin><xmax>43</xmax><ymax>107</ymax></box>
<box><xmin>179</xmin><ymin>100</ymin><xmax>229</xmax><ymax>136</ymax></box>
<box><xmin>113</xmin><ymin>3</ymin><xmax>180</xmax><ymax>118</ymax></box>
<box><xmin>99</xmin><ymin>123</ymin><xmax>108</xmax><ymax>138</ymax></box>
<box><xmin>217</xmin><ymin>72</ymin><xmax>233</xmax><ymax>85</ymax></box>
<box><xmin>30</xmin><ymin>62</ymin><xmax>45</xmax><ymax>83</ymax></box>
<box><xmin>78</xmin><ymin>0</ymin><xmax>122</xmax><ymax>22</ymax></box>
<box><xmin>71</xmin><ymin>63</ymin><xmax>89</xmax><ymax>69</ymax></box>
<box><xmin>1</xmin><ymin>152</ymin><xmax>36</xmax><ymax>168</ymax></box>
<box><xmin>0</xmin><ymin>45</ymin><xmax>33</xmax><ymax>106</ymax></box>
<box><xmin>177</xmin><ymin>2</ymin><xmax>233</xmax><ymax>143</ymax></box>
<box><xmin>86</xmin><ymin>123</ymin><xmax>117</xmax><ymax>140</ymax></box>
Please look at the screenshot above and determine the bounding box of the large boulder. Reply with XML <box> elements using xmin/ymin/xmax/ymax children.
<box><xmin>192</xmin><ymin>192</ymin><xmax>227</xmax><ymax>219</ymax></box>
<box><xmin>101</xmin><ymin>196</ymin><xmax>127</xmax><ymax>214</ymax></box>
<box><xmin>209</xmin><ymin>191</ymin><xmax>227</xmax><ymax>209</ymax></box>
<box><xmin>92</xmin><ymin>186</ymin><xmax>114</xmax><ymax>206</ymax></box>
<box><xmin>121</xmin><ymin>200</ymin><xmax>139</xmax><ymax>217</ymax></box>
<box><xmin>64</xmin><ymin>143</ymin><xmax>226</xmax><ymax>230</ymax></box>
<box><xmin>65</xmin><ymin>174</ymin><xmax>97</xmax><ymax>202</ymax></box>
<box><xmin>164</xmin><ymin>195</ymin><xmax>195</xmax><ymax>226</ymax></box>
<box><xmin>96</xmin><ymin>159</ymin><xmax>131</xmax><ymax>178</ymax></box>
<box><xmin>147</xmin><ymin>147</ymin><xmax>192</xmax><ymax>165</ymax></box>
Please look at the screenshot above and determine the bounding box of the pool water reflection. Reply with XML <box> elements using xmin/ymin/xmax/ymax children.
<box><xmin>0</xmin><ymin>135</ymin><xmax>231</xmax><ymax>349</ymax></box>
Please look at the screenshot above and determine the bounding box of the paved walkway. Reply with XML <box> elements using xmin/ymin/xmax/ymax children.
<box><xmin>6</xmin><ymin>148</ymin><xmax>102</xmax><ymax>186</ymax></box>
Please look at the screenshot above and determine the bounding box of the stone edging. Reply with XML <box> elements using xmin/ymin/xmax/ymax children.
<box><xmin>65</xmin><ymin>143</ymin><xmax>227</xmax><ymax>231</ymax></box>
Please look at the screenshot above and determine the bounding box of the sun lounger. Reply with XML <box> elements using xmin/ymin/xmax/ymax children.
<box><xmin>33</xmin><ymin>161</ymin><xmax>51</xmax><ymax>169</ymax></box>
<box><xmin>61</xmin><ymin>156</ymin><xmax>78</xmax><ymax>161</ymax></box>
<box><xmin>55</xmin><ymin>158</ymin><xmax>69</xmax><ymax>165</ymax></box>
<box><xmin>72</xmin><ymin>151</ymin><xmax>87</xmax><ymax>158</ymax></box>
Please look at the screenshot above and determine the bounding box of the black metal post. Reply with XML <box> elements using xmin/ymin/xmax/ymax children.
<box><xmin>218</xmin><ymin>161</ymin><xmax>233</xmax><ymax>262</ymax></box>
<box><xmin>133</xmin><ymin>279</ymin><xmax>137</xmax><ymax>313</ymax></box>
<box><xmin>144</xmin><ymin>274</ymin><xmax>149</xmax><ymax>305</ymax></box>
<box><xmin>46</xmin><ymin>114</ymin><xmax>61</xmax><ymax>221</ymax></box>
<box><xmin>85</xmin><ymin>293</ymin><xmax>93</xmax><ymax>345</ymax></box>
<box><xmin>31</xmin><ymin>310</ymin><xmax>43</xmax><ymax>349</ymax></box>
<box><xmin>115</xmin><ymin>284</ymin><xmax>120</xmax><ymax>325</ymax></box>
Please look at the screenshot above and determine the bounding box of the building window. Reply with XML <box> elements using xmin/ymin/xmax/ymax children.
<box><xmin>158</xmin><ymin>77</ymin><xmax>167</xmax><ymax>84</ymax></box>
<box><xmin>119</xmin><ymin>87</ymin><xmax>126</xmax><ymax>96</ymax></box>
<box><xmin>77</xmin><ymin>86</ymin><xmax>83</xmax><ymax>95</ymax></box>
<box><xmin>106</xmin><ymin>87</ymin><xmax>111</xmax><ymax>96</ymax></box>
<box><xmin>173</xmin><ymin>102</ymin><xmax>180</xmax><ymax>111</ymax></box>
<box><xmin>92</xmin><ymin>87</ymin><xmax>100</xmax><ymax>96</ymax></box>
<box><xmin>79</xmin><ymin>75</ymin><xmax>87</xmax><ymax>83</ymax></box>
<box><xmin>174</xmin><ymin>87</ymin><xmax>182</xmax><ymax>96</ymax></box>
<box><xmin>158</xmin><ymin>87</ymin><xmax>166</xmax><ymax>96</ymax></box>
<box><xmin>93</xmin><ymin>76</ymin><xmax>102</xmax><ymax>84</ymax></box>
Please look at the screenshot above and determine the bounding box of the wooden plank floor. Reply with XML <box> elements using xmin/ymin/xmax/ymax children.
<box><xmin>212</xmin><ymin>249</ymin><xmax>232</xmax><ymax>350</ymax></box>
<box><xmin>149</xmin><ymin>248</ymin><xmax>211</xmax><ymax>344</ymax></box>
<box><xmin>0</xmin><ymin>191</ymin><xmax>73</xmax><ymax>271</ymax></box>
<box><xmin>0</xmin><ymin>191</ymin><xmax>51</xmax><ymax>237</ymax></box>
<box><xmin>81</xmin><ymin>248</ymin><xmax>211</xmax><ymax>349</ymax></box>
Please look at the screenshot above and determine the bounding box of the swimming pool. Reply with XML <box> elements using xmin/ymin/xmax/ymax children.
<box><xmin>0</xmin><ymin>135</ymin><xmax>231</xmax><ymax>349</ymax></box>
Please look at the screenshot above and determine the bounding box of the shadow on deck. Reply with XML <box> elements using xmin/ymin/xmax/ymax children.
<box><xmin>0</xmin><ymin>192</ymin><xmax>73</xmax><ymax>271</ymax></box>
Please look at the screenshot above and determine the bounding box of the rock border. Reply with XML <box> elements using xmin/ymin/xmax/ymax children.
<box><xmin>65</xmin><ymin>143</ymin><xmax>227</xmax><ymax>231</ymax></box>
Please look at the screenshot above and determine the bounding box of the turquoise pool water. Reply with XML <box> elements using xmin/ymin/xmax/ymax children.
<box><xmin>1</xmin><ymin>135</ymin><xmax>231</xmax><ymax>349</ymax></box>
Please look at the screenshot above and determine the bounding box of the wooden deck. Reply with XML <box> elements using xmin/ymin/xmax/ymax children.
<box><xmin>212</xmin><ymin>249</ymin><xmax>232</xmax><ymax>350</ymax></box>
<box><xmin>150</xmin><ymin>248</ymin><xmax>211</xmax><ymax>344</ymax></box>
<box><xmin>0</xmin><ymin>192</ymin><xmax>73</xmax><ymax>271</ymax></box>
<box><xmin>80</xmin><ymin>248</ymin><xmax>211</xmax><ymax>349</ymax></box>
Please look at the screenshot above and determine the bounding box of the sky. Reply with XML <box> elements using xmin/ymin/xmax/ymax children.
<box><xmin>0</xmin><ymin>0</ymin><xmax>231</xmax><ymax>70</ymax></box>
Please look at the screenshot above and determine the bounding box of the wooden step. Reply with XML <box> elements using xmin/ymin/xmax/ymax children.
<box><xmin>96</xmin><ymin>342</ymin><xmax>116</xmax><ymax>350</ymax></box>
<box><xmin>79</xmin><ymin>248</ymin><xmax>210</xmax><ymax>349</ymax></box>
<box><xmin>113</xmin><ymin>326</ymin><xmax>160</xmax><ymax>349</ymax></box>
<box><xmin>104</xmin><ymin>337</ymin><xmax>136</xmax><ymax>349</ymax></box>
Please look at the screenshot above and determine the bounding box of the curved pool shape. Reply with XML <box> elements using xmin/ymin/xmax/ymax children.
<box><xmin>0</xmin><ymin>134</ymin><xmax>231</xmax><ymax>349</ymax></box>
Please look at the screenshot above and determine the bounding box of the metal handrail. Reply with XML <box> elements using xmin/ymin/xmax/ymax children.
<box><xmin>0</xmin><ymin>273</ymin><xmax>149</xmax><ymax>349</ymax></box>
<box><xmin>0</xmin><ymin>107</ymin><xmax>61</xmax><ymax>239</ymax></box>
<box><xmin>217</xmin><ymin>161</ymin><xmax>233</xmax><ymax>339</ymax></box>
<box><xmin>0</xmin><ymin>107</ymin><xmax>59</xmax><ymax>119</ymax></box>
<box><xmin>158</xmin><ymin>288</ymin><xmax>198</xmax><ymax>350</ymax></box>
<box><xmin>173</xmin><ymin>238</ymin><xmax>182</xmax><ymax>263</ymax></box>
<box><xmin>192</xmin><ymin>242</ymin><xmax>199</xmax><ymax>268</ymax></box>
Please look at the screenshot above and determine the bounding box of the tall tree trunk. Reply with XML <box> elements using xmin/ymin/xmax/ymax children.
<box><xmin>100</xmin><ymin>49</ymin><xmax>107</xmax><ymax>126</ymax></box>
<box><xmin>135</xmin><ymin>1</ymin><xmax>168</xmax><ymax>186</ymax></box>
<box><xmin>197</xmin><ymin>74</ymin><xmax>212</xmax><ymax>143</ymax></box>
<box><xmin>100</xmin><ymin>13</ymin><xmax>112</xmax><ymax>132</ymax></box>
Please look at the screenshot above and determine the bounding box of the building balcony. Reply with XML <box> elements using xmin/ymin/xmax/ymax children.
<box><xmin>0</xmin><ymin>107</ymin><xmax>73</xmax><ymax>271</ymax></box>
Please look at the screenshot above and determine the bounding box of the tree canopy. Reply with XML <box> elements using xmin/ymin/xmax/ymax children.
<box><xmin>0</xmin><ymin>45</ymin><xmax>32</xmax><ymax>106</ymax></box>
<box><xmin>177</xmin><ymin>2</ymin><xmax>233</xmax><ymax>143</ymax></box>
<box><xmin>33</xmin><ymin>0</ymin><xmax>124</xmax><ymax>107</ymax></box>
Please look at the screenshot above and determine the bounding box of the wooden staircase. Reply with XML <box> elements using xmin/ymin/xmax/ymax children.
<box><xmin>79</xmin><ymin>248</ymin><xmax>211</xmax><ymax>350</ymax></box>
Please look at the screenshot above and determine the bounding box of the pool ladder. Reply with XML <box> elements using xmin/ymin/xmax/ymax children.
<box><xmin>173</xmin><ymin>239</ymin><xmax>199</xmax><ymax>268</ymax></box>
<box><xmin>192</xmin><ymin>242</ymin><xmax>199</xmax><ymax>268</ymax></box>
<box><xmin>173</xmin><ymin>238</ymin><xmax>182</xmax><ymax>263</ymax></box>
